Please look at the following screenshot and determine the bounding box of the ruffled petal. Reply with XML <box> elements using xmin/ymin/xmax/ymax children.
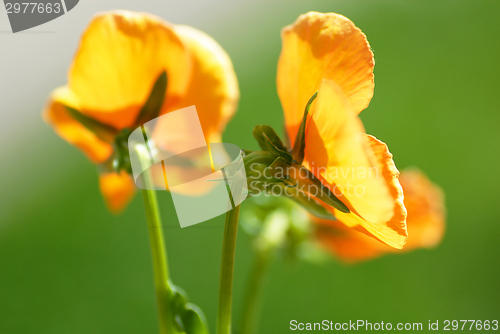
<box><xmin>330</xmin><ymin>135</ymin><xmax>407</xmax><ymax>249</ymax></box>
<box><xmin>43</xmin><ymin>86</ymin><xmax>113</xmax><ymax>163</ymax></box>
<box><xmin>304</xmin><ymin>79</ymin><xmax>395</xmax><ymax>227</ymax></box>
<box><xmin>278</xmin><ymin>12</ymin><xmax>374</xmax><ymax>143</ymax></box>
<box><xmin>314</xmin><ymin>169</ymin><xmax>444</xmax><ymax>260</ymax></box>
<box><xmin>170</xmin><ymin>25</ymin><xmax>239</xmax><ymax>143</ymax></box>
<box><xmin>99</xmin><ymin>171</ymin><xmax>136</xmax><ymax>213</ymax></box>
<box><xmin>67</xmin><ymin>11</ymin><xmax>191</xmax><ymax>129</ymax></box>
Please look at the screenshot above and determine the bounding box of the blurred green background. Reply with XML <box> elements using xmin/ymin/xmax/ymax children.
<box><xmin>1</xmin><ymin>0</ymin><xmax>499</xmax><ymax>333</ymax></box>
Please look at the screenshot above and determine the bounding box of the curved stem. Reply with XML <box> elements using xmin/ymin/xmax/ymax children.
<box><xmin>240</xmin><ymin>249</ymin><xmax>271</xmax><ymax>334</ymax></box>
<box><xmin>142</xmin><ymin>182</ymin><xmax>174</xmax><ymax>334</ymax></box>
<box><xmin>216</xmin><ymin>205</ymin><xmax>241</xmax><ymax>334</ymax></box>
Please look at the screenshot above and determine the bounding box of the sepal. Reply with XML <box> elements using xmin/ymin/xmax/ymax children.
<box><xmin>249</xmin><ymin>122</ymin><xmax>349</xmax><ymax>213</ymax></box>
<box><xmin>252</xmin><ymin>125</ymin><xmax>291</xmax><ymax>163</ymax></box>
<box><xmin>135</xmin><ymin>71</ymin><xmax>168</xmax><ymax>126</ymax></box>
<box><xmin>65</xmin><ymin>106</ymin><xmax>119</xmax><ymax>143</ymax></box>
<box><xmin>268</xmin><ymin>158</ymin><xmax>350</xmax><ymax>213</ymax></box>
<box><xmin>243</xmin><ymin>151</ymin><xmax>281</xmax><ymax>196</ymax></box>
<box><xmin>290</xmin><ymin>91</ymin><xmax>317</xmax><ymax>164</ymax></box>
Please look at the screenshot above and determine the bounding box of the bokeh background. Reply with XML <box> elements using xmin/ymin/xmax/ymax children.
<box><xmin>1</xmin><ymin>0</ymin><xmax>499</xmax><ymax>333</ymax></box>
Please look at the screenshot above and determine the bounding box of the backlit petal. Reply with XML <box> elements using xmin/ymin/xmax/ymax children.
<box><xmin>331</xmin><ymin>135</ymin><xmax>407</xmax><ymax>249</ymax></box>
<box><xmin>68</xmin><ymin>11</ymin><xmax>190</xmax><ymax>129</ymax></box>
<box><xmin>314</xmin><ymin>169</ymin><xmax>443</xmax><ymax>260</ymax></box>
<box><xmin>278</xmin><ymin>12</ymin><xmax>374</xmax><ymax>143</ymax></box>
<box><xmin>43</xmin><ymin>86</ymin><xmax>113</xmax><ymax>163</ymax></box>
<box><xmin>99</xmin><ymin>171</ymin><xmax>136</xmax><ymax>213</ymax></box>
<box><xmin>304</xmin><ymin>79</ymin><xmax>395</xmax><ymax>227</ymax></box>
<box><xmin>171</xmin><ymin>25</ymin><xmax>239</xmax><ymax>143</ymax></box>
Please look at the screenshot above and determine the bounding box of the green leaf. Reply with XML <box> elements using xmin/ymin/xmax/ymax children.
<box><xmin>181</xmin><ymin>304</ymin><xmax>210</xmax><ymax>334</ymax></box>
<box><xmin>135</xmin><ymin>71</ymin><xmax>168</xmax><ymax>126</ymax></box>
<box><xmin>170</xmin><ymin>284</ymin><xmax>210</xmax><ymax>334</ymax></box>
<box><xmin>65</xmin><ymin>106</ymin><xmax>119</xmax><ymax>143</ymax></box>
<box><xmin>291</xmin><ymin>91</ymin><xmax>317</xmax><ymax>164</ymax></box>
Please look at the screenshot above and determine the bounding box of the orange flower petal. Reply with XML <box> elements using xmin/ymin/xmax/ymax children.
<box><xmin>314</xmin><ymin>220</ymin><xmax>384</xmax><ymax>263</ymax></box>
<box><xmin>304</xmin><ymin>79</ymin><xmax>395</xmax><ymax>228</ymax></box>
<box><xmin>278</xmin><ymin>12</ymin><xmax>374</xmax><ymax>144</ymax></box>
<box><xmin>170</xmin><ymin>25</ymin><xmax>239</xmax><ymax>143</ymax></box>
<box><xmin>99</xmin><ymin>171</ymin><xmax>136</xmax><ymax>213</ymax></box>
<box><xmin>68</xmin><ymin>11</ymin><xmax>191</xmax><ymax>129</ymax></box>
<box><xmin>399</xmin><ymin>169</ymin><xmax>446</xmax><ymax>249</ymax></box>
<box><xmin>43</xmin><ymin>86</ymin><xmax>113</xmax><ymax>163</ymax></box>
<box><xmin>330</xmin><ymin>135</ymin><xmax>407</xmax><ymax>249</ymax></box>
<box><xmin>315</xmin><ymin>169</ymin><xmax>444</xmax><ymax>261</ymax></box>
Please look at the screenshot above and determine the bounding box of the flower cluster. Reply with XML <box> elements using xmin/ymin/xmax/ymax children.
<box><xmin>43</xmin><ymin>10</ymin><xmax>445</xmax><ymax>258</ymax></box>
<box><xmin>42</xmin><ymin>10</ymin><xmax>446</xmax><ymax>334</ymax></box>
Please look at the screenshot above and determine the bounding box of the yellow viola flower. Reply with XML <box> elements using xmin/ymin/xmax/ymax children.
<box><xmin>43</xmin><ymin>11</ymin><xmax>239</xmax><ymax>212</ymax></box>
<box><xmin>277</xmin><ymin>12</ymin><xmax>407</xmax><ymax>248</ymax></box>
<box><xmin>314</xmin><ymin>169</ymin><xmax>446</xmax><ymax>262</ymax></box>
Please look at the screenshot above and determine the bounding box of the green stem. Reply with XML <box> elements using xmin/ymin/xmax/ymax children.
<box><xmin>142</xmin><ymin>180</ymin><xmax>174</xmax><ymax>334</ymax></box>
<box><xmin>240</xmin><ymin>249</ymin><xmax>271</xmax><ymax>334</ymax></box>
<box><xmin>216</xmin><ymin>205</ymin><xmax>241</xmax><ymax>334</ymax></box>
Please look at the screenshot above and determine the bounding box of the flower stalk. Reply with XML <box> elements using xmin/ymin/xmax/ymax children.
<box><xmin>239</xmin><ymin>249</ymin><xmax>271</xmax><ymax>334</ymax></box>
<box><xmin>142</xmin><ymin>174</ymin><xmax>174</xmax><ymax>334</ymax></box>
<box><xmin>139</xmin><ymin>143</ymin><xmax>175</xmax><ymax>334</ymax></box>
<box><xmin>217</xmin><ymin>205</ymin><xmax>241</xmax><ymax>334</ymax></box>
<box><xmin>142</xmin><ymin>185</ymin><xmax>175</xmax><ymax>334</ymax></box>
<box><xmin>238</xmin><ymin>206</ymin><xmax>295</xmax><ymax>334</ymax></box>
